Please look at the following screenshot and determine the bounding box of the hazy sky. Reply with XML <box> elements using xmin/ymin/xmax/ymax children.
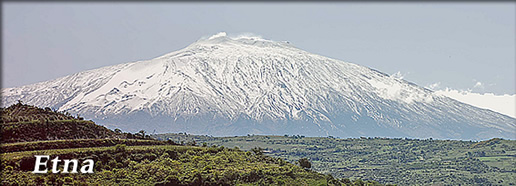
<box><xmin>3</xmin><ymin>2</ymin><xmax>515</xmax><ymax>95</ymax></box>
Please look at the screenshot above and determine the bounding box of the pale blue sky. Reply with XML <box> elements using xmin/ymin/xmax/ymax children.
<box><xmin>3</xmin><ymin>2</ymin><xmax>515</xmax><ymax>94</ymax></box>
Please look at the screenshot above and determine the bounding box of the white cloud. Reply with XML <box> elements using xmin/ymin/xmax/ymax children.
<box><xmin>473</xmin><ymin>81</ymin><xmax>484</xmax><ymax>89</ymax></box>
<box><xmin>434</xmin><ymin>88</ymin><xmax>515</xmax><ymax>118</ymax></box>
<box><xmin>200</xmin><ymin>32</ymin><xmax>266</xmax><ymax>42</ymax></box>
<box><xmin>425</xmin><ymin>82</ymin><xmax>441</xmax><ymax>90</ymax></box>
<box><xmin>208</xmin><ymin>32</ymin><xmax>227</xmax><ymax>40</ymax></box>
<box><xmin>232</xmin><ymin>32</ymin><xmax>264</xmax><ymax>40</ymax></box>
<box><xmin>391</xmin><ymin>71</ymin><xmax>408</xmax><ymax>80</ymax></box>
<box><xmin>426</xmin><ymin>80</ymin><xmax>514</xmax><ymax>117</ymax></box>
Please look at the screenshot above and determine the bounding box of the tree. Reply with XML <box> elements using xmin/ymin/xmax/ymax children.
<box><xmin>251</xmin><ymin>147</ymin><xmax>263</xmax><ymax>156</ymax></box>
<box><xmin>115</xmin><ymin>144</ymin><xmax>126</xmax><ymax>152</ymax></box>
<box><xmin>136</xmin><ymin>130</ymin><xmax>146</xmax><ymax>139</ymax></box>
<box><xmin>298</xmin><ymin>158</ymin><xmax>311</xmax><ymax>169</ymax></box>
<box><xmin>186</xmin><ymin>141</ymin><xmax>197</xmax><ymax>146</ymax></box>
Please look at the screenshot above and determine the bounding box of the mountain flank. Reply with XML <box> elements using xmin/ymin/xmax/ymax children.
<box><xmin>2</xmin><ymin>32</ymin><xmax>514</xmax><ymax>140</ymax></box>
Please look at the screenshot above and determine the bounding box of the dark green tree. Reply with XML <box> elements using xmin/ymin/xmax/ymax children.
<box><xmin>298</xmin><ymin>158</ymin><xmax>311</xmax><ymax>169</ymax></box>
<box><xmin>251</xmin><ymin>147</ymin><xmax>264</xmax><ymax>156</ymax></box>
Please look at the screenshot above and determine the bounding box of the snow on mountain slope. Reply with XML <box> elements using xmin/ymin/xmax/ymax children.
<box><xmin>2</xmin><ymin>33</ymin><xmax>515</xmax><ymax>140</ymax></box>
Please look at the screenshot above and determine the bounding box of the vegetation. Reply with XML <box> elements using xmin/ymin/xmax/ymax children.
<box><xmin>154</xmin><ymin>133</ymin><xmax>516</xmax><ymax>185</ymax></box>
<box><xmin>298</xmin><ymin>158</ymin><xmax>311</xmax><ymax>169</ymax></box>
<box><xmin>1</xmin><ymin>101</ymin><xmax>78</xmax><ymax>123</ymax></box>
<box><xmin>1</xmin><ymin>103</ymin><xmax>387</xmax><ymax>185</ymax></box>
<box><xmin>2</xmin><ymin>145</ymin><xmax>387</xmax><ymax>185</ymax></box>
<box><xmin>1</xmin><ymin>102</ymin><xmax>118</xmax><ymax>143</ymax></box>
<box><xmin>0</xmin><ymin>102</ymin><xmax>152</xmax><ymax>143</ymax></box>
<box><xmin>1</xmin><ymin>138</ymin><xmax>173</xmax><ymax>153</ymax></box>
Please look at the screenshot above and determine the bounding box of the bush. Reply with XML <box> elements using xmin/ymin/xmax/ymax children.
<box><xmin>298</xmin><ymin>158</ymin><xmax>311</xmax><ymax>169</ymax></box>
<box><xmin>115</xmin><ymin>144</ymin><xmax>127</xmax><ymax>152</ymax></box>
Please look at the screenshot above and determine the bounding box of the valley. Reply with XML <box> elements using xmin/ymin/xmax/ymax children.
<box><xmin>154</xmin><ymin>133</ymin><xmax>516</xmax><ymax>185</ymax></box>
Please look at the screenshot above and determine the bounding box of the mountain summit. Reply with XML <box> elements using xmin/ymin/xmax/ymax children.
<box><xmin>3</xmin><ymin>33</ymin><xmax>515</xmax><ymax>140</ymax></box>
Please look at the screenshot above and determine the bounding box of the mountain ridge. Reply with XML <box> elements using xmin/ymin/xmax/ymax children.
<box><xmin>2</xmin><ymin>32</ymin><xmax>515</xmax><ymax>140</ymax></box>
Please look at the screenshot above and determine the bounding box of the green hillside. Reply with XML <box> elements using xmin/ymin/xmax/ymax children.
<box><xmin>1</xmin><ymin>102</ymin><xmax>121</xmax><ymax>143</ymax></box>
<box><xmin>154</xmin><ymin>133</ymin><xmax>516</xmax><ymax>185</ymax></box>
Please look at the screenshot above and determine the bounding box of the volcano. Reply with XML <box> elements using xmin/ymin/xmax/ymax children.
<box><xmin>3</xmin><ymin>32</ymin><xmax>514</xmax><ymax>140</ymax></box>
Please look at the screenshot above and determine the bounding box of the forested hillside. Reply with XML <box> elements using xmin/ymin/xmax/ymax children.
<box><xmin>1</xmin><ymin>102</ymin><xmax>120</xmax><ymax>143</ymax></box>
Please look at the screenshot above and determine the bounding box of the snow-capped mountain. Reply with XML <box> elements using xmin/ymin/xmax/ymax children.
<box><xmin>2</xmin><ymin>32</ymin><xmax>514</xmax><ymax>140</ymax></box>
